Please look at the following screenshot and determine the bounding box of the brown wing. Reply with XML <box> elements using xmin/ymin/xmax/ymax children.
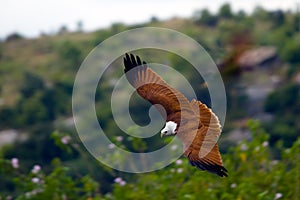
<box><xmin>123</xmin><ymin>53</ymin><xmax>195</xmax><ymax>126</ymax></box>
<box><xmin>190</xmin><ymin>99</ymin><xmax>221</xmax><ymax>132</ymax></box>
<box><xmin>184</xmin><ymin>100</ymin><xmax>228</xmax><ymax>177</ymax></box>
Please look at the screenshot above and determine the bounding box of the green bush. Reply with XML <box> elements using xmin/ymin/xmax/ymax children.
<box><xmin>281</xmin><ymin>40</ymin><xmax>300</xmax><ymax>63</ymax></box>
<box><xmin>0</xmin><ymin>158</ymin><xmax>101</xmax><ymax>199</ymax></box>
<box><xmin>57</xmin><ymin>41</ymin><xmax>82</xmax><ymax>69</ymax></box>
<box><xmin>1</xmin><ymin>120</ymin><xmax>299</xmax><ymax>199</ymax></box>
<box><xmin>20</xmin><ymin>71</ymin><xmax>45</xmax><ymax>98</ymax></box>
<box><xmin>264</xmin><ymin>83</ymin><xmax>300</xmax><ymax>146</ymax></box>
<box><xmin>193</xmin><ymin>9</ymin><xmax>218</xmax><ymax>27</ymax></box>
<box><xmin>108</xmin><ymin>120</ymin><xmax>299</xmax><ymax>200</ymax></box>
<box><xmin>218</xmin><ymin>3</ymin><xmax>233</xmax><ymax>19</ymax></box>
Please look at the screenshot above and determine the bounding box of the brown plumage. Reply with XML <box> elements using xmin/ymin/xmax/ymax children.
<box><xmin>123</xmin><ymin>53</ymin><xmax>228</xmax><ymax>177</ymax></box>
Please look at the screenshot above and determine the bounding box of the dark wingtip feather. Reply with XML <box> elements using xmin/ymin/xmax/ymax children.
<box><xmin>189</xmin><ymin>160</ymin><xmax>228</xmax><ymax>177</ymax></box>
<box><xmin>123</xmin><ymin>53</ymin><xmax>146</xmax><ymax>73</ymax></box>
<box><xmin>136</xmin><ymin>55</ymin><xmax>142</xmax><ymax>65</ymax></box>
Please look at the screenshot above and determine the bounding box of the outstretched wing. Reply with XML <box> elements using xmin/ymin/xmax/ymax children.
<box><xmin>123</xmin><ymin>54</ymin><xmax>227</xmax><ymax>176</ymax></box>
<box><xmin>190</xmin><ymin>99</ymin><xmax>221</xmax><ymax>133</ymax></box>
<box><xmin>123</xmin><ymin>53</ymin><xmax>194</xmax><ymax>125</ymax></box>
<box><xmin>184</xmin><ymin>100</ymin><xmax>228</xmax><ymax>177</ymax></box>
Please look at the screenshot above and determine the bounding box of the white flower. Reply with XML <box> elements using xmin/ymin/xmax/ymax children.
<box><xmin>25</xmin><ymin>189</ymin><xmax>44</xmax><ymax>197</ymax></box>
<box><xmin>262</xmin><ymin>141</ymin><xmax>269</xmax><ymax>147</ymax></box>
<box><xmin>177</xmin><ymin>168</ymin><xmax>183</xmax><ymax>173</ymax></box>
<box><xmin>61</xmin><ymin>136</ymin><xmax>71</xmax><ymax>144</ymax></box>
<box><xmin>175</xmin><ymin>159</ymin><xmax>182</xmax><ymax>165</ymax></box>
<box><xmin>31</xmin><ymin>177</ymin><xmax>40</xmax><ymax>184</ymax></box>
<box><xmin>240</xmin><ymin>144</ymin><xmax>248</xmax><ymax>151</ymax></box>
<box><xmin>271</xmin><ymin>160</ymin><xmax>279</xmax><ymax>165</ymax></box>
<box><xmin>11</xmin><ymin>158</ymin><xmax>19</xmax><ymax>169</ymax></box>
<box><xmin>171</xmin><ymin>144</ymin><xmax>178</xmax><ymax>151</ymax></box>
<box><xmin>6</xmin><ymin>195</ymin><xmax>13</xmax><ymax>200</ymax></box>
<box><xmin>31</xmin><ymin>165</ymin><xmax>41</xmax><ymax>174</ymax></box>
<box><xmin>108</xmin><ymin>143</ymin><xmax>115</xmax><ymax>149</ymax></box>
<box><xmin>274</xmin><ymin>193</ymin><xmax>283</xmax><ymax>200</ymax></box>
<box><xmin>119</xmin><ymin>180</ymin><xmax>126</xmax><ymax>186</ymax></box>
<box><xmin>230</xmin><ymin>183</ymin><xmax>237</xmax><ymax>188</ymax></box>
<box><xmin>25</xmin><ymin>192</ymin><xmax>32</xmax><ymax>198</ymax></box>
<box><xmin>255</xmin><ymin>146</ymin><xmax>260</xmax><ymax>151</ymax></box>
<box><xmin>114</xmin><ymin>177</ymin><xmax>122</xmax><ymax>183</ymax></box>
<box><xmin>285</xmin><ymin>148</ymin><xmax>290</xmax><ymax>154</ymax></box>
<box><xmin>116</xmin><ymin>136</ymin><xmax>123</xmax><ymax>142</ymax></box>
<box><xmin>114</xmin><ymin>177</ymin><xmax>126</xmax><ymax>186</ymax></box>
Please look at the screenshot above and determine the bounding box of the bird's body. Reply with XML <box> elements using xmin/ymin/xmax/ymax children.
<box><xmin>123</xmin><ymin>53</ymin><xmax>228</xmax><ymax>177</ymax></box>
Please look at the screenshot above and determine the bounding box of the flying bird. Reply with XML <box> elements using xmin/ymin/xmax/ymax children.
<box><xmin>123</xmin><ymin>53</ymin><xmax>228</xmax><ymax>177</ymax></box>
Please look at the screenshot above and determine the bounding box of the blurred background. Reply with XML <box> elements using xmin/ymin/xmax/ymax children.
<box><xmin>0</xmin><ymin>1</ymin><xmax>299</xmax><ymax>199</ymax></box>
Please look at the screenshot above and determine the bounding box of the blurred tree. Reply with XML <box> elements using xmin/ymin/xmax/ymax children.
<box><xmin>76</xmin><ymin>21</ymin><xmax>84</xmax><ymax>32</ymax></box>
<box><xmin>280</xmin><ymin>39</ymin><xmax>300</xmax><ymax>63</ymax></box>
<box><xmin>293</xmin><ymin>4</ymin><xmax>300</xmax><ymax>32</ymax></box>
<box><xmin>16</xmin><ymin>93</ymin><xmax>48</xmax><ymax>126</ymax></box>
<box><xmin>218</xmin><ymin>3</ymin><xmax>233</xmax><ymax>19</ymax></box>
<box><xmin>57</xmin><ymin>25</ymin><xmax>68</xmax><ymax>35</ymax></box>
<box><xmin>5</xmin><ymin>32</ymin><xmax>24</xmax><ymax>42</ymax></box>
<box><xmin>20</xmin><ymin>71</ymin><xmax>45</xmax><ymax>98</ymax></box>
<box><xmin>236</xmin><ymin>10</ymin><xmax>247</xmax><ymax>20</ymax></box>
<box><xmin>252</xmin><ymin>6</ymin><xmax>269</xmax><ymax>21</ymax></box>
<box><xmin>265</xmin><ymin>83</ymin><xmax>299</xmax><ymax>114</ymax></box>
<box><xmin>264</xmin><ymin>83</ymin><xmax>300</xmax><ymax>146</ymax></box>
<box><xmin>58</xmin><ymin>41</ymin><xmax>82</xmax><ymax>69</ymax></box>
<box><xmin>150</xmin><ymin>16</ymin><xmax>159</xmax><ymax>23</ymax></box>
<box><xmin>111</xmin><ymin>23</ymin><xmax>126</xmax><ymax>34</ymax></box>
<box><xmin>41</xmin><ymin>89</ymin><xmax>56</xmax><ymax>120</ymax></box>
<box><xmin>0</xmin><ymin>43</ymin><xmax>3</xmax><ymax>60</ymax></box>
<box><xmin>0</xmin><ymin>106</ymin><xmax>15</xmax><ymax>128</ymax></box>
<box><xmin>6</xmin><ymin>71</ymin><xmax>72</xmax><ymax>127</ymax></box>
<box><xmin>193</xmin><ymin>9</ymin><xmax>218</xmax><ymax>27</ymax></box>
<box><xmin>51</xmin><ymin>81</ymin><xmax>73</xmax><ymax>115</ymax></box>
<box><xmin>93</xmin><ymin>29</ymin><xmax>113</xmax><ymax>45</ymax></box>
<box><xmin>270</xmin><ymin>10</ymin><xmax>285</xmax><ymax>28</ymax></box>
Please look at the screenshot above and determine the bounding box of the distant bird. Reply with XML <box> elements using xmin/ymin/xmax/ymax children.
<box><xmin>123</xmin><ymin>53</ymin><xmax>228</xmax><ymax>177</ymax></box>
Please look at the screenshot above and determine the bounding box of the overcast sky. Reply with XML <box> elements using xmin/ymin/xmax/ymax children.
<box><xmin>0</xmin><ymin>0</ymin><xmax>299</xmax><ymax>39</ymax></box>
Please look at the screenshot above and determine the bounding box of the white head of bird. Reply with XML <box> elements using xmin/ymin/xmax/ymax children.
<box><xmin>160</xmin><ymin>121</ymin><xmax>177</xmax><ymax>137</ymax></box>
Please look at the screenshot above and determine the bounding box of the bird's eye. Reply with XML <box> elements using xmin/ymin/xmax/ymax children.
<box><xmin>164</xmin><ymin>131</ymin><xmax>167</xmax><ymax>133</ymax></box>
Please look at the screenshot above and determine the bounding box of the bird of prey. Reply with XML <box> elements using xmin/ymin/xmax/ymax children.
<box><xmin>123</xmin><ymin>53</ymin><xmax>228</xmax><ymax>177</ymax></box>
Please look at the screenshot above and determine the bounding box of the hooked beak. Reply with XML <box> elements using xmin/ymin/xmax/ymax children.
<box><xmin>160</xmin><ymin>130</ymin><xmax>167</xmax><ymax>138</ymax></box>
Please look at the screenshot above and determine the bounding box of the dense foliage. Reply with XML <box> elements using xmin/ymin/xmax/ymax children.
<box><xmin>110</xmin><ymin>121</ymin><xmax>300</xmax><ymax>200</ymax></box>
<box><xmin>0</xmin><ymin>121</ymin><xmax>299</xmax><ymax>199</ymax></box>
